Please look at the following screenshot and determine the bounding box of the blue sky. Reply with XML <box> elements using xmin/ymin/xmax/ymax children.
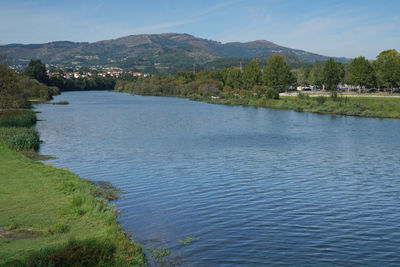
<box><xmin>0</xmin><ymin>0</ymin><xmax>399</xmax><ymax>59</ymax></box>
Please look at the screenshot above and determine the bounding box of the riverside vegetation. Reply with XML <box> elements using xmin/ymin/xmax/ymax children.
<box><xmin>0</xmin><ymin>58</ymin><xmax>145</xmax><ymax>265</ymax></box>
<box><xmin>115</xmin><ymin>50</ymin><xmax>400</xmax><ymax>119</ymax></box>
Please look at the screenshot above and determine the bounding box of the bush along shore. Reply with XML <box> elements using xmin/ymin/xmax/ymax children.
<box><xmin>115</xmin><ymin>77</ymin><xmax>400</xmax><ymax>119</ymax></box>
<box><xmin>196</xmin><ymin>93</ymin><xmax>400</xmax><ymax>119</ymax></box>
<box><xmin>0</xmin><ymin>109</ymin><xmax>145</xmax><ymax>266</ymax></box>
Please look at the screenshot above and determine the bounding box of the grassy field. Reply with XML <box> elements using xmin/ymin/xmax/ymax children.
<box><xmin>0</xmin><ymin>111</ymin><xmax>145</xmax><ymax>266</ymax></box>
<box><xmin>201</xmin><ymin>94</ymin><xmax>400</xmax><ymax>119</ymax></box>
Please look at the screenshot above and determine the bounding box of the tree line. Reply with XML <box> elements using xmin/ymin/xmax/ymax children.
<box><xmin>295</xmin><ymin>49</ymin><xmax>400</xmax><ymax>92</ymax></box>
<box><xmin>24</xmin><ymin>60</ymin><xmax>116</xmax><ymax>91</ymax></box>
<box><xmin>1</xmin><ymin>58</ymin><xmax>117</xmax><ymax>109</ymax></box>
<box><xmin>0</xmin><ymin>56</ymin><xmax>59</xmax><ymax>109</ymax></box>
<box><xmin>116</xmin><ymin>49</ymin><xmax>400</xmax><ymax>98</ymax></box>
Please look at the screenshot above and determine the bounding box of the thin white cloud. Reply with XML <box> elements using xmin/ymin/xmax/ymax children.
<box><xmin>108</xmin><ymin>0</ymin><xmax>243</xmax><ymax>38</ymax></box>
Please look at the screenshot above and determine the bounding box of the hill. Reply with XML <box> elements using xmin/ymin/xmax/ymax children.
<box><xmin>0</xmin><ymin>33</ymin><xmax>349</xmax><ymax>72</ymax></box>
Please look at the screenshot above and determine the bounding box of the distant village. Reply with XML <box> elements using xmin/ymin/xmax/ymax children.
<box><xmin>46</xmin><ymin>68</ymin><xmax>149</xmax><ymax>79</ymax></box>
<box><xmin>10</xmin><ymin>64</ymin><xmax>149</xmax><ymax>79</ymax></box>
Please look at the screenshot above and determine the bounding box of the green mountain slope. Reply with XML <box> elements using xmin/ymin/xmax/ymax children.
<box><xmin>0</xmin><ymin>33</ymin><xmax>349</xmax><ymax>72</ymax></box>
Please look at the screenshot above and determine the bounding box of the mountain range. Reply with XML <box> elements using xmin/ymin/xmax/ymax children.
<box><xmin>0</xmin><ymin>33</ymin><xmax>349</xmax><ymax>73</ymax></box>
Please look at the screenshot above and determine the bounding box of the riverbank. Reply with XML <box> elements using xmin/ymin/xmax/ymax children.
<box><xmin>192</xmin><ymin>93</ymin><xmax>400</xmax><ymax>119</ymax></box>
<box><xmin>0</xmin><ymin>110</ymin><xmax>145</xmax><ymax>266</ymax></box>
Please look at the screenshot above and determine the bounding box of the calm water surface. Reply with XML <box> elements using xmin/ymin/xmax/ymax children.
<box><xmin>36</xmin><ymin>91</ymin><xmax>400</xmax><ymax>266</ymax></box>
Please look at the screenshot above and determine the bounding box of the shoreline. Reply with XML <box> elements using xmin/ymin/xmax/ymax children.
<box><xmin>115</xmin><ymin>89</ymin><xmax>400</xmax><ymax>119</ymax></box>
<box><xmin>200</xmin><ymin>95</ymin><xmax>400</xmax><ymax>119</ymax></box>
<box><xmin>0</xmin><ymin>109</ymin><xmax>146</xmax><ymax>266</ymax></box>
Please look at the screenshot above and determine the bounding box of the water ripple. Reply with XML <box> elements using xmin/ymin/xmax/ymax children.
<box><xmin>36</xmin><ymin>92</ymin><xmax>400</xmax><ymax>266</ymax></box>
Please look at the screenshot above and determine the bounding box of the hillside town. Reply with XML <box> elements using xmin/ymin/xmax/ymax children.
<box><xmin>46</xmin><ymin>69</ymin><xmax>148</xmax><ymax>79</ymax></box>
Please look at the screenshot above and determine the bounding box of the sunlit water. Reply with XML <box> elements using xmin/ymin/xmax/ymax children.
<box><xmin>36</xmin><ymin>91</ymin><xmax>400</xmax><ymax>266</ymax></box>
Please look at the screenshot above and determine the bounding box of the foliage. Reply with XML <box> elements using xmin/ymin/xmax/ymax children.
<box><xmin>0</xmin><ymin>59</ymin><xmax>31</xmax><ymax>109</ymax></box>
<box><xmin>315</xmin><ymin>96</ymin><xmax>327</xmax><ymax>105</ymax></box>
<box><xmin>226</xmin><ymin>68</ymin><xmax>242</xmax><ymax>89</ymax></box>
<box><xmin>208</xmin><ymin>95</ymin><xmax>400</xmax><ymax>118</ymax></box>
<box><xmin>48</xmin><ymin>75</ymin><xmax>116</xmax><ymax>92</ymax></box>
<box><xmin>178</xmin><ymin>236</ymin><xmax>200</xmax><ymax>245</ymax></box>
<box><xmin>294</xmin><ymin>67</ymin><xmax>311</xmax><ymax>86</ymax></box>
<box><xmin>198</xmin><ymin>79</ymin><xmax>223</xmax><ymax>96</ymax></box>
<box><xmin>49</xmin><ymin>222</ymin><xmax>70</xmax><ymax>234</ymax></box>
<box><xmin>308</xmin><ymin>61</ymin><xmax>324</xmax><ymax>87</ymax></box>
<box><xmin>374</xmin><ymin>49</ymin><xmax>400</xmax><ymax>91</ymax></box>
<box><xmin>262</xmin><ymin>55</ymin><xmax>295</xmax><ymax>92</ymax></box>
<box><xmin>148</xmin><ymin>247</ymin><xmax>171</xmax><ymax>258</ymax></box>
<box><xmin>297</xmin><ymin>92</ymin><xmax>310</xmax><ymax>100</ymax></box>
<box><xmin>24</xmin><ymin>59</ymin><xmax>49</xmax><ymax>84</ymax></box>
<box><xmin>265</xmin><ymin>88</ymin><xmax>280</xmax><ymax>99</ymax></box>
<box><xmin>0</xmin><ymin>143</ymin><xmax>146</xmax><ymax>266</ymax></box>
<box><xmin>17</xmin><ymin>75</ymin><xmax>58</xmax><ymax>100</ymax></box>
<box><xmin>346</xmin><ymin>56</ymin><xmax>376</xmax><ymax>89</ymax></box>
<box><xmin>0</xmin><ymin>127</ymin><xmax>40</xmax><ymax>151</ymax></box>
<box><xmin>322</xmin><ymin>58</ymin><xmax>343</xmax><ymax>91</ymax></box>
<box><xmin>27</xmin><ymin>239</ymin><xmax>116</xmax><ymax>266</ymax></box>
<box><xmin>0</xmin><ymin>110</ymin><xmax>36</xmax><ymax>127</ymax></box>
<box><xmin>242</xmin><ymin>59</ymin><xmax>261</xmax><ymax>89</ymax></box>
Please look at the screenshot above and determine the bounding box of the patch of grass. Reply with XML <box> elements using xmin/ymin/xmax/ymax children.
<box><xmin>20</xmin><ymin>151</ymin><xmax>54</xmax><ymax>161</ymax></box>
<box><xmin>91</xmin><ymin>181</ymin><xmax>122</xmax><ymax>201</ymax></box>
<box><xmin>27</xmin><ymin>239</ymin><xmax>115</xmax><ymax>267</ymax></box>
<box><xmin>0</xmin><ymin>143</ymin><xmax>145</xmax><ymax>266</ymax></box>
<box><xmin>0</xmin><ymin>110</ymin><xmax>37</xmax><ymax>127</ymax></box>
<box><xmin>49</xmin><ymin>222</ymin><xmax>69</xmax><ymax>234</ymax></box>
<box><xmin>203</xmin><ymin>95</ymin><xmax>400</xmax><ymax>119</ymax></box>
<box><xmin>8</xmin><ymin>222</ymin><xmax>22</xmax><ymax>231</ymax></box>
<box><xmin>0</xmin><ymin>127</ymin><xmax>40</xmax><ymax>151</ymax></box>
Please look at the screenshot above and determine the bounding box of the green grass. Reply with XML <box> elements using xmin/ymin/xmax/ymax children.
<box><xmin>0</xmin><ymin>110</ymin><xmax>37</xmax><ymax>127</ymax></box>
<box><xmin>0</xmin><ymin>143</ymin><xmax>145</xmax><ymax>266</ymax></box>
<box><xmin>205</xmin><ymin>95</ymin><xmax>400</xmax><ymax>118</ymax></box>
<box><xmin>0</xmin><ymin>127</ymin><xmax>40</xmax><ymax>151</ymax></box>
<box><xmin>0</xmin><ymin>108</ymin><xmax>145</xmax><ymax>265</ymax></box>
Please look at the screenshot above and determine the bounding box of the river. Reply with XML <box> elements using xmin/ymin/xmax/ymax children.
<box><xmin>36</xmin><ymin>91</ymin><xmax>400</xmax><ymax>266</ymax></box>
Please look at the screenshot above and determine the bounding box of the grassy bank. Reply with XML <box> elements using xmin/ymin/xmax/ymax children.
<box><xmin>0</xmin><ymin>110</ymin><xmax>145</xmax><ymax>266</ymax></box>
<box><xmin>195</xmin><ymin>94</ymin><xmax>400</xmax><ymax>119</ymax></box>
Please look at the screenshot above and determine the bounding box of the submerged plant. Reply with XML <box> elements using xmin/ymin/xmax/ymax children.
<box><xmin>178</xmin><ymin>236</ymin><xmax>200</xmax><ymax>246</ymax></box>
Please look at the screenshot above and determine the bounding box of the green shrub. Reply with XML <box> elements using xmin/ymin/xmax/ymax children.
<box><xmin>265</xmin><ymin>88</ymin><xmax>280</xmax><ymax>99</ymax></box>
<box><xmin>49</xmin><ymin>223</ymin><xmax>69</xmax><ymax>234</ymax></box>
<box><xmin>297</xmin><ymin>92</ymin><xmax>310</xmax><ymax>100</ymax></box>
<box><xmin>315</xmin><ymin>96</ymin><xmax>327</xmax><ymax>105</ymax></box>
<box><xmin>0</xmin><ymin>110</ymin><xmax>37</xmax><ymax>127</ymax></box>
<box><xmin>0</xmin><ymin>127</ymin><xmax>40</xmax><ymax>151</ymax></box>
<box><xmin>27</xmin><ymin>239</ymin><xmax>116</xmax><ymax>267</ymax></box>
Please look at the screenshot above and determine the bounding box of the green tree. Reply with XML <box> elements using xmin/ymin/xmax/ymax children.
<box><xmin>242</xmin><ymin>59</ymin><xmax>260</xmax><ymax>90</ymax></box>
<box><xmin>322</xmin><ymin>58</ymin><xmax>342</xmax><ymax>91</ymax></box>
<box><xmin>307</xmin><ymin>62</ymin><xmax>324</xmax><ymax>87</ymax></box>
<box><xmin>374</xmin><ymin>49</ymin><xmax>400</xmax><ymax>93</ymax></box>
<box><xmin>226</xmin><ymin>68</ymin><xmax>242</xmax><ymax>89</ymax></box>
<box><xmin>294</xmin><ymin>67</ymin><xmax>311</xmax><ymax>86</ymax></box>
<box><xmin>24</xmin><ymin>59</ymin><xmax>49</xmax><ymax>84</ymax></box>
<box><xmin>346</xmin><ymin>56</ymin><xmax>375</xmax><ymax>92</ymax></box>
<box><xmin>336</xmin><ymin>62</ymin><xmax>345</xmax><ymax>84</ymax></box>
<box><xmin>0</xmin><ymin>55</ymin><xmax>30</xmax><ymax>109</ymax></box>
<box><xmin>262</xmin><ymin>55</ymin><xmax>295</xmax><ymax>92</ymax></box>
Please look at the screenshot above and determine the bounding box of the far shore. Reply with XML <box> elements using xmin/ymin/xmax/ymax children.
<box><xmin>280</xmin><ymin>91</ymin><xmax>400</xmax><ymax>98</ymax></box>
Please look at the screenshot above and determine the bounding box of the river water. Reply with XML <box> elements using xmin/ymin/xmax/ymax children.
<box><xmin>36</xmin><ymin>91</ymin><xmax>400</xmax><ymax>266</ymax></box>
